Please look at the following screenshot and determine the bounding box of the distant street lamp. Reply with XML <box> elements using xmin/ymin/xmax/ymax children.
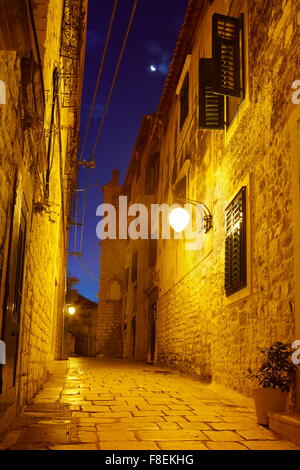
<box><xmin>169</xmin><ymin>198</ymin><xmax>213</xmax><ymax>234</ymax></box>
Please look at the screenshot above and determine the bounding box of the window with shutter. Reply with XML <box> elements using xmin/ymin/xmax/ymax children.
<box><xmin>132</xmin><ymin>251</ymin><xmax>138</xmax><ymax>283</ymax></box>
<box><xmin>225</xmin><ymin>186</ymin><xmax>247</xmax><ymax>296</ymax></box>
<box><xmin>180</xmin><ymin>73</ymin><xmax>189</xmax><ymax>129</ymax></box>
<box><xmin>199</xmin><ymin>58</ymin><xmax>224</xmax><ymax>129</ymax></box>
<box><xmin>145</xmin><ymin>152</ymin><xmax>160</xmax><ymax>195</ymax></box>
<box><xmin>212</xmin><ymin>13</ymin><xmax>243</xmax><ymax>98</ymax></box>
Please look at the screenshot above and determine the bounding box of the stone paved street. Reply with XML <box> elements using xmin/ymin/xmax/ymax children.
<box><xmin>0</xmin><ymin>358</ymin><xmax>299</xmax><ymax>451</ymax></box>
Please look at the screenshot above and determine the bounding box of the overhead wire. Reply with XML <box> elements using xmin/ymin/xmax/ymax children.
<box><xmin>73</xmin><ymin>0</ymin><xmax>119</xmax><ymax>259</ymax></box>
<box><xmin>77</xmin><ymin>257</ymin><xmax>99</xmax><ymax>283</ymax></box>
<box><xmin>90</xmin><ymin>0</ymin><xmax>138</xmax><ymax>162</ymax></box>
<box><xmin>74</xmin><ymin>0</ymin><xmax>118</xmax><ymax>253</ymax></box>
<box><xmin>73</xmin><ymin>0</ymin><xmax>138</xmax><ymax>282</ymax></box>
<box><xmin>78</xmin><ymin>0</ymin><xmax>119</xmax><ymax>163</ymax></box>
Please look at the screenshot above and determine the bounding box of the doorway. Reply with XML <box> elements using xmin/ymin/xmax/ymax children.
<box><xmin>0</xmin><ymin>197</ymin><xmax>27</xmax><ymax>410</ymax></box>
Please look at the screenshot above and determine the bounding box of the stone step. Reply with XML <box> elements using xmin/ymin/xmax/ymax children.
<box><xmin>268</xmin><ymin>412</ymin><xmax>300</xmax><ymax>446</ymax></box>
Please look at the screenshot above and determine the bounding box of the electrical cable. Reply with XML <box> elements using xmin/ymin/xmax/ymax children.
<box><xmin>90</xmin><ymin>0</ymin><xmax>138</xmax><ymax>162</ymax></box>
<box><xmin>78</xmin><ymin>0</ymin><xmax>119</xmax><ymax>162</ymax></box>
<box><xmin>77</xmin><ymin>257</ymin><xmax>99</xmax><ymax>283</ymax></box>
<box><xmin>79</xmin><ymin>167</ymin><xmax>89</xmax><ymax>254</ymax></box>
<box><xmin>72</xmin><ymin>0</ymin><xmax>138</xmax><ymax>286</ymax></box>
<box><xmin>75</xmin><ymin>0</ymin><xmax>138</xmax><ymax>263</ymax></box>
<box><xmin>73</xmin><ymin>0</ymin><xmax>119</xmax><ymax>255</ymax></box>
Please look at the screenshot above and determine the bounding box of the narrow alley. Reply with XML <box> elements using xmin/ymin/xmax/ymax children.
<box><xmin>1</xmin><ymin>0</ymin><xmax>300</xmax><ymax>454</ymax></box>
<box><xmin>0</xmin><ymin>358</ymin><xmax>299</xmax><ymax>451</ymax></box>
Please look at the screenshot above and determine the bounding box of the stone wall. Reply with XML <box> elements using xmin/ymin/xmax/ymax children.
<box><xmin>97</xmin><ymin>171</ymin><xmax>125</xmax><ymax>357</ymax></box>
<box><xmin>155</xmin><ymin>0</ymin><xmax>300</xmax><ymax>397</ymax></box>
<box><xmin>0</xmin><ymin>0</ymin><xmax>87</xmax><ymax>432</ymax></box>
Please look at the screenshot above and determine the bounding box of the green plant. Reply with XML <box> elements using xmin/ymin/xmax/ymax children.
<box><xmin>247</xmin><ymin>342</ymin><xmax>297</xmax><ymax>392</ymax></box>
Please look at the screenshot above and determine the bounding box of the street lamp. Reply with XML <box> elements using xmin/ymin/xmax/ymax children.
<box><xmin>168</xmin><ymin>207</ymin><xmax>191</xmax><ymax>232</ymax></box>
<box><xmin>67</xmin><ymin>306</ymin><xmax>76</xmax><ymax>315</ymax></box>
<box><xmin>169</xmin><ymin>198</ymin><xmax>213</xmax><ymax>234</ymax></box>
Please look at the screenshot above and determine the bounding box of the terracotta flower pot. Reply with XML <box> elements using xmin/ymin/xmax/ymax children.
<box><xmin>253</xmin><ymin>388</ymin><xmax>288</xmax><ymax>426</ymax></box>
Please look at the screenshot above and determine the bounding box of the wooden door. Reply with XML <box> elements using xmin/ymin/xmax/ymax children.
<box><xmin>0</xmin><ymin>198</ymin><xmax>27</xmax><ymax>404</ymax></box>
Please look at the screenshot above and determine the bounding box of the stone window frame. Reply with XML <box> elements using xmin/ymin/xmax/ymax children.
<box><xmin>225</xmin><ymin>174</ymin><xmax>252</xmax><ymax>306</ymax></box>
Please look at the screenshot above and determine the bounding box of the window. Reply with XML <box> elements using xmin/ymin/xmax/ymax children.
<box><xmin>225</xmin><ymin>186</ymin><xmax>247</xmax><ymax>296</ymax></box>
<box><xmin>145</xmin><ymin>152</ymin><xmax>160</xmax><ymax>195</ymax></box>
<box><xmin>199</xmin><ymin>13</ymin><xmax>244</xmax><ymax>129</ymax></box>
<box><xmin>212</xmin><ymin>13</ymin><xmax>243</xmax><ymax>98</ymax></box>
<box><xmin>180</xmin><ymin>73</ymin><xmax>189</xmax><ymax>129</ymax></box>
<box><xmin>131</xmin><ymin>251</ymin><xmax>138</xmax><ymax>283</ymax></box>
<box><xmin>199</xmin><ymin>58</ymin><xmax>224</xmax><ymax>129</ymax></box>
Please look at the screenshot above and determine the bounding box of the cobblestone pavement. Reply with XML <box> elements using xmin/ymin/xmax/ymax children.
<box><xmin>1</xmin><ymin>358</ymin><xmax>299</xmax><ymax>450</ymax></box>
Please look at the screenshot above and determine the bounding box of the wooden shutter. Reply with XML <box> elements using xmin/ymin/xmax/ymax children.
<box><xmin>199</xmin><ymin>58</ymin><xmax>224</xmax><ymax>129</ymax></box>
<box><xmin>131</xmin><ymin>251</ymin><xmax>138</xmax><ymax>283</ymax></box>
<box><xmin>225</xmin><ymin>186</ymin><xmax>247</xmax><ymax>296</ymax></box>
<box><xmin>180</xmin><ymin>73</ymin><xmax>189</xmax><ymax>129</ymax></box>
<box><xmin>212</xmin><ymin>13</ymin><xmax>242</xmax><ymax>97</ymax></box>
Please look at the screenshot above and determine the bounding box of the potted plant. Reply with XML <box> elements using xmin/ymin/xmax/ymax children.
<box><xmin>247</xmin><ymin>341</ymin><xmax>296</xmax><ymax>426</ymax></box>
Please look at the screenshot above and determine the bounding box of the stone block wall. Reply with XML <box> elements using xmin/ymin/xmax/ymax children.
<box><xmin>0</xmin><ymin>0</ymin><xmax>87</xmax><ymax>432</ymax></box>
<box><xmin>155</xmin><ymin>0</ymin><xmax>300</xmax><ymax>397</ymax></box>
<box><xmin>97</xmin><ymin>171</ymin><xmax>125</xmax><ymax>357</ymax></box>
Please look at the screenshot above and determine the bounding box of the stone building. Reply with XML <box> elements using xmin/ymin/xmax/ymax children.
<box><xmin>97</xmin><ymin>170</ymin><xmax>125</xmax><ymax>358</ymax></box>
<box><xmin>0</xmin><ymin>0</ymin><xmax>87</xmax><ymax>433</ymax></box>
<box><xmin>64</xmin><ymin>292</ymin><xmax>97</xmax><ymax>357</ymax></box>
<box><xmin>99</xmin><ymin>0</ymin><xmax>300</xmax><ymax>414</ymax></box>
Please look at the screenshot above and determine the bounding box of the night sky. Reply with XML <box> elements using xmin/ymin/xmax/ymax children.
<box><xmin>68</xmin><ymin>0</ymin><xmax>188</xmax><ymax>302</ymax></box>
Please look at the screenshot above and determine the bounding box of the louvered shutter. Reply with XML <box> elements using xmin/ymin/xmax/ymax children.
<box><xmin>225</xmin><ymin>186</ymin><xmax>247</xmax><ymax>296</ymax></box>
<box><xmin>212</xmin><ymin>13</ymin><xmax>242</xmax><ymax>97</ymax></box>
<box><xmin>199</xmin><ymin>58</ymin><xmax>224</xmax><ymax>129</ymax></box>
